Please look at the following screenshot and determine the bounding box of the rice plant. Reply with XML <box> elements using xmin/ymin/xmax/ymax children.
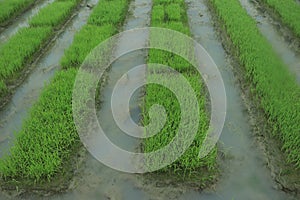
<box><xmin>261</xmin><ymin>0</ymin><xmax>300</xmax><ymax>38</ymax></box>
<box><xmin>29</xmin><ymin>1</ymin><xmax>78</xmax><ymax>27</ymax></box>
<box><xmin>0</xmin><ymin>0</ymin><xmax>34</xmax><ymax>24</ymax></box>
<box><xmin>153</xmin><ymin>0</ymin><xmax>184</xmax><ymax>5</ymax></box>
<box><xmin>0</xmin><ymin>0</ymin><xmax>131</xmax><ymax>185</ymax></box>
<box><xmin>143</xmin><ymin>72</ymin><xmax>217</xmax><ymax>176</ymax></box>
<box><xmin>0</xmin><ymin>69</ymin><xmax>78</xmax><ymax>182</ymax></box>
<box><xmin>61</xmin><ymin>24</ymin><xmax>116</xmax><ymax>69</ymax></box>
<box><xmin>210</xmin><ymin>0</ymin><xmax>300</xmax><ymax>168</ymax></box>
<box><xmin>0</xmin><ymin>0</ymin><xmax>82</xmax><ymax>103</ymax></box>
<box><xmin>88</xmin><ymin>0</ymin><xmax>129</xmax><ymax>27</ymax></box>
<box><xmin>165</xmin><ymin>3</ymin><xmax>182</xmax><ymax>21</ymax></box>
<box><xmin>0</xmin><ymin>80</ymin><xmax>7</xmax><ymax>96</ymax></box>
<box><xmin>0</xmin><ymin>27</ymin><xmax>52</xmax><ymax>79</ymax></box>
<box><xmin>152</xmin><ymin>5</ymin><xmax>165</xmax><ymax>23</ymax></box>
<box><xmin>143</xmin><ymin>0</ymin><xmax>217</xmax><ymax>181</ymax></box>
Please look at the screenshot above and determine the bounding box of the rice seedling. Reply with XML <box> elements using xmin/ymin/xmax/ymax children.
<box><xmin>261</xmin><ymin>0</ymin><xmax>300</xmax><ymax>38</ymax></box>
<box><xmin>0</xmin><ymin>27</ymin><xmax>52</xmax><ymax>80</ymax></box>
<box><xmin>165</xmin><ymin>3</ymin><xmax>182</xmax><ymax>21</ymax></box>
<box><xmin>0</xmin><ymin>69</ymin><xmax>78</xmax><ymax>182</ymax></box>
<box><xmin>29</xmin><ymin>1</ymin><xmax>78</xmax><ymax>27</ymax></box>
<box><xmin>149</xmin><ymin>0</ymin><xmax>192</xmax><ymax>72</ymax></box>
<box><xmin>88</xmin><ymin>0</ymin><xmax>129</xmax><ymax>27</ymax></box>
<box><xmin>152</xmin><ymin>5</ymin><xmax>165</xmax><ymax>23</ymax></box>
<box><xmin>61</xmin><ymin>24</ymin><xmax>116</xmax><ymax>69</ymax></box>
<box><xmin>210</xmin><ymin>0</ymin><xmax>300</xmax><ymax>168</ymax></box>
<box><xmin>143</xmin><ymin>72</ymin><xmax>217</xmax><ymax>176</ymax></box>
<box><xmin>148</xmin><ymin>48</ymin><xmax>192</xmax><ymax>72</ymax></box>
<box><xmin>153</xmin><ymin>0</ymin><xmax>184</xmax><ymax>5</ymax></box>
<box><xmin>0</xmin><ymin>0</ymin><xmax>130</xmax><ymax>185</ymax></box>
<box><xmin>143</xmin><ymin>0</ymin><xmax>217</xmax><ymax>181</ymax></box>
<box><xmin>0</xmin><ymin>80</ymin><xmax>7</xmax><ymax>96</ymax></box>
<box><xmin>0</xmin><ymin>0</ymin><xmax>34</xmax><ymax>25</ymax></box>
<box><xmin>0</xmin><ymin>0</ymin><xmax>82</xmax><ymax>103</ymax></box>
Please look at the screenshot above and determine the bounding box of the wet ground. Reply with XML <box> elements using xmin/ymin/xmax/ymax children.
<box><xmin>0</xmin><ymin>0</ymin><xmax>55</xmax><ymax>45</ymax></box>
<box><xmin>184</xmin><ymin>0</ymin><xmax>295</xmax><ymax>199</ymax></box>
<box><xmin>0</xmin><ymin>0</ymin><xmax>98</xmax><ymax>157</ymax></box>
<box><xmin>239</xmin><ymin>0</ymin><xmax>300</xmax><ymax>84</ymax></box>
<box><xmin>0</xmin><ymin>0</ymin><xmax>299</xmax><ymax>199</ymax></box>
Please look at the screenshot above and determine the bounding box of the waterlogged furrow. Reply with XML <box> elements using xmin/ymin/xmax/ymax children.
<box><xmin>0</xmin><ymin>0</ymin><xmax>129</xmax><ymax>188</ymax></box>
<box><xmin>239</xmin><ymin>0</ymin><xmax>300</xmax><ymax>83</ymax></box>
<box><xmin>260</xmin><ymin>0</ymin><xmax>300</xmax><ymax>38</ymax></box>
<box><xmin>0</xmin><ymin>0</ymin><xmax>80</xmax><ymax>104</ymax></box>
<box><xmin>210</xmin><ymin>0</ymin><xmax>300</xmax><ymax>168</ymax></box>
<box><xmin>143</xmin><ymin>0</ymin><xmax>217</xmax><ymax>185</ymax></box>
<box><xmin>0</xmin><ymin>0</ymin><xmax>55</xmax><ymax>44</ymax></box>
<box><xmin>61</xmin><ymin>0</ymin><xmax>128</xmax><ymax>68</ymax></box>
<box><xmin>0</xmin><ymin>0</ymin><xmax>35</xmax><ymax>26</ymax></box>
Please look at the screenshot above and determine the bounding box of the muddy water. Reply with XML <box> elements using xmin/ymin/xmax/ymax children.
<box><xmin>11</xmin><ymin>0</ymin><xmax>154</xmax><ymax>199</ymax></box>
<box><xmin>31</xmin><ymin>1</ymin><xmax>155</xmax><ymax>199</ymax></box>
<box><xmin>0</xmin><ymin>1</ymin><xmax>97</xmax><ymax>157</ymax></box>
<box><xmin>0</xmin><ymin>0</ymin><xmax>298</xmax><ymax>200</ymax></box>
<box><xmin>239</xmin><ymin>0</ymin><xmax>300</xmax><ymax>84</ymax></box>
<box><xmin>0</xmin><ymin>0</ymin><xmax>55</xmax><ymax>45</ymax></box>
<box><xmin>177</xmin><ymin>0</ymin><xmax>294</xmax><ymax>199</ymax></box>
<box><xmin>45</xmin><ymin>0</ymin><xmax>296</xmax><ymax>199</ymax></box>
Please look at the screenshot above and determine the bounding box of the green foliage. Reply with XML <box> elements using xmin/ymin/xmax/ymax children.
<box><xmin>152</xmin><ymin>5</ymin><xmax>165</xmax><ymax>22</ymax></box>
<box><xmin>151</xmin><ymin>0</ymin><xmax>187</xmax><ymax>25</ymax></box>
<box><xmin>143</xmin><ymin>0</ymin><xmax>217</xmax><ymax>179</ymax></box>
<box><xmin>0</xmin><ymin>79</ymin><xmax>7</xmax><ymax>96</ymax></box>
<box><xmin>153</xmin><ymin>0</ymin><xmax>184</xmax><ymax>5</ymax></box>
<box><xmin>0</xmin><ymin>0</ymin><xmax>81</xmax><ymax>99</ymax></box>
<box><xmin>61</xmin><ymin>24</ymin><xmax>116</xmax><ymax>69</ymax></box>
<box><xmin>143</xmin><ymin>72</ymin><xmax>217</xmax><ymax>175</ymax></box>
<box><xmin>152</xmin><ymin>3</ymin><xmax>184</xmax><ymax>23</ymax></box>
<box><xmin>0</xmin><ymin>0</ymin><xmax>130</xmax><ymax>184</ymax></box>
<box><xmin>165</xmin><ymin>3</ymin><xmax>182</xmax><ymax>21</ymax></box>
<box><xmin>262</xmin><ymin>0</ymin><xmax>300</xmax><ymax>38</ymax></box>
<box><xmin>160</xmin><ymin>21</ymin><xmax>190</xmax><ymax>35</ymax></box>
<box><xmin>0</xmin><ymin>27</ymin><xmax>52</xmax><ymax>79</ymax></box>
<box><xmin>0</xmin><ymin>0</ymin><xmax>34</xmax><ymax>24</ymax></box>
<box><xmin>148</xmin><ymin>49</ymin><xmax>192</xmax><ymax>72</ymax></box>
<box><xmin>88</xmin><ymin>0</ymin><xmax>129</xmax><ymax>26</ymax></box>
<box><xmin>29</xmin><ymin>1</ymin><xmax>77</xmax><ymax>27</ymax></box>
<box><xmin>0</xmin><ymin>69</ymin><xmax>77</xmax><ymax>182</ymax></box>
<box><xmin>211</xmin><ymin>0</ymin><xmax>300</xmax><ymax>168</ymax></box>
<box><xmin>149</xmin><ymin>0</ymin><xmax>191</xmax><ymax>72</ymax></box>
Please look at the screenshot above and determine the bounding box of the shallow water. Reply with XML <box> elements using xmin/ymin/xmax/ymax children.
<box><xmin>47</xmin><ymin>0</ymin><xmax>295</xmax><ymax>198</ymax></box>
<box><xmin>239</xmin><ymin>0</ymin><xmax>300</xmax><ymax>84</ymax></box>
<box><xmin>0</xmin><ymin>0</ymin><xmax>298</xmax><ymax>199</ymax></box>
<box><xmin>16</xmin><ymin>0</ymin><xmax>153</xmax><ymax>199</ymax></box>
<box><xmin>178</xmin><ymin>0</ymin><xmax>294</xmax><ymax>199</ymax></box>
<box><xmin>0</xmin><ymin>1</ymin><xmax>98</xmax><ymax>157</ymax></box>
<box><xmin>0</xmin><ymin>0</ymin><xmax>55</xmax><ymax>45</ymax></box>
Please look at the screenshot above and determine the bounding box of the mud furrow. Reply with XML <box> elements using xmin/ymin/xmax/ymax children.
<box><xmin>240</xmin><ymin>0</ymin><xmax>300</xmax><ymax>84</ymax></box>
<box><xmin>0</xmin><ymin>0</ymin><xmax>55</xmax><ymax>45</ymax></box>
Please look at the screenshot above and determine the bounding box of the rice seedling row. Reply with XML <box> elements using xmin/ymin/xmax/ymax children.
<box><xmin>0</xmin><ymin>0</ymin><xmax>130</xmax><ymax>188</ymax></box>
<box><xmin>210</xmin><ymin>0</ymin><xmax>300</xmax><ymax>168</ymax></box>
<box><xmin>260</xmin><ymin>0</ymin><xmax>300</xmax><ymax>38</ymax></box>
<box><xmin>0</xmin><ymin>0</ymin><xmax>80</xmax><ymax>103</ymax></box>
<box><xmin>143</xmin><ymin>0</ymin><xmax>217</xmax><ymax>184</ymax></box>
<box><xmin>29</xmin><ymin>0</ymin><xmax>80</xmax><ymax>27</ymax></box>
<box><xmin>0</xmin><ymin>0</ymin><xmax>36</xmax><ymax>26</ymax></box>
